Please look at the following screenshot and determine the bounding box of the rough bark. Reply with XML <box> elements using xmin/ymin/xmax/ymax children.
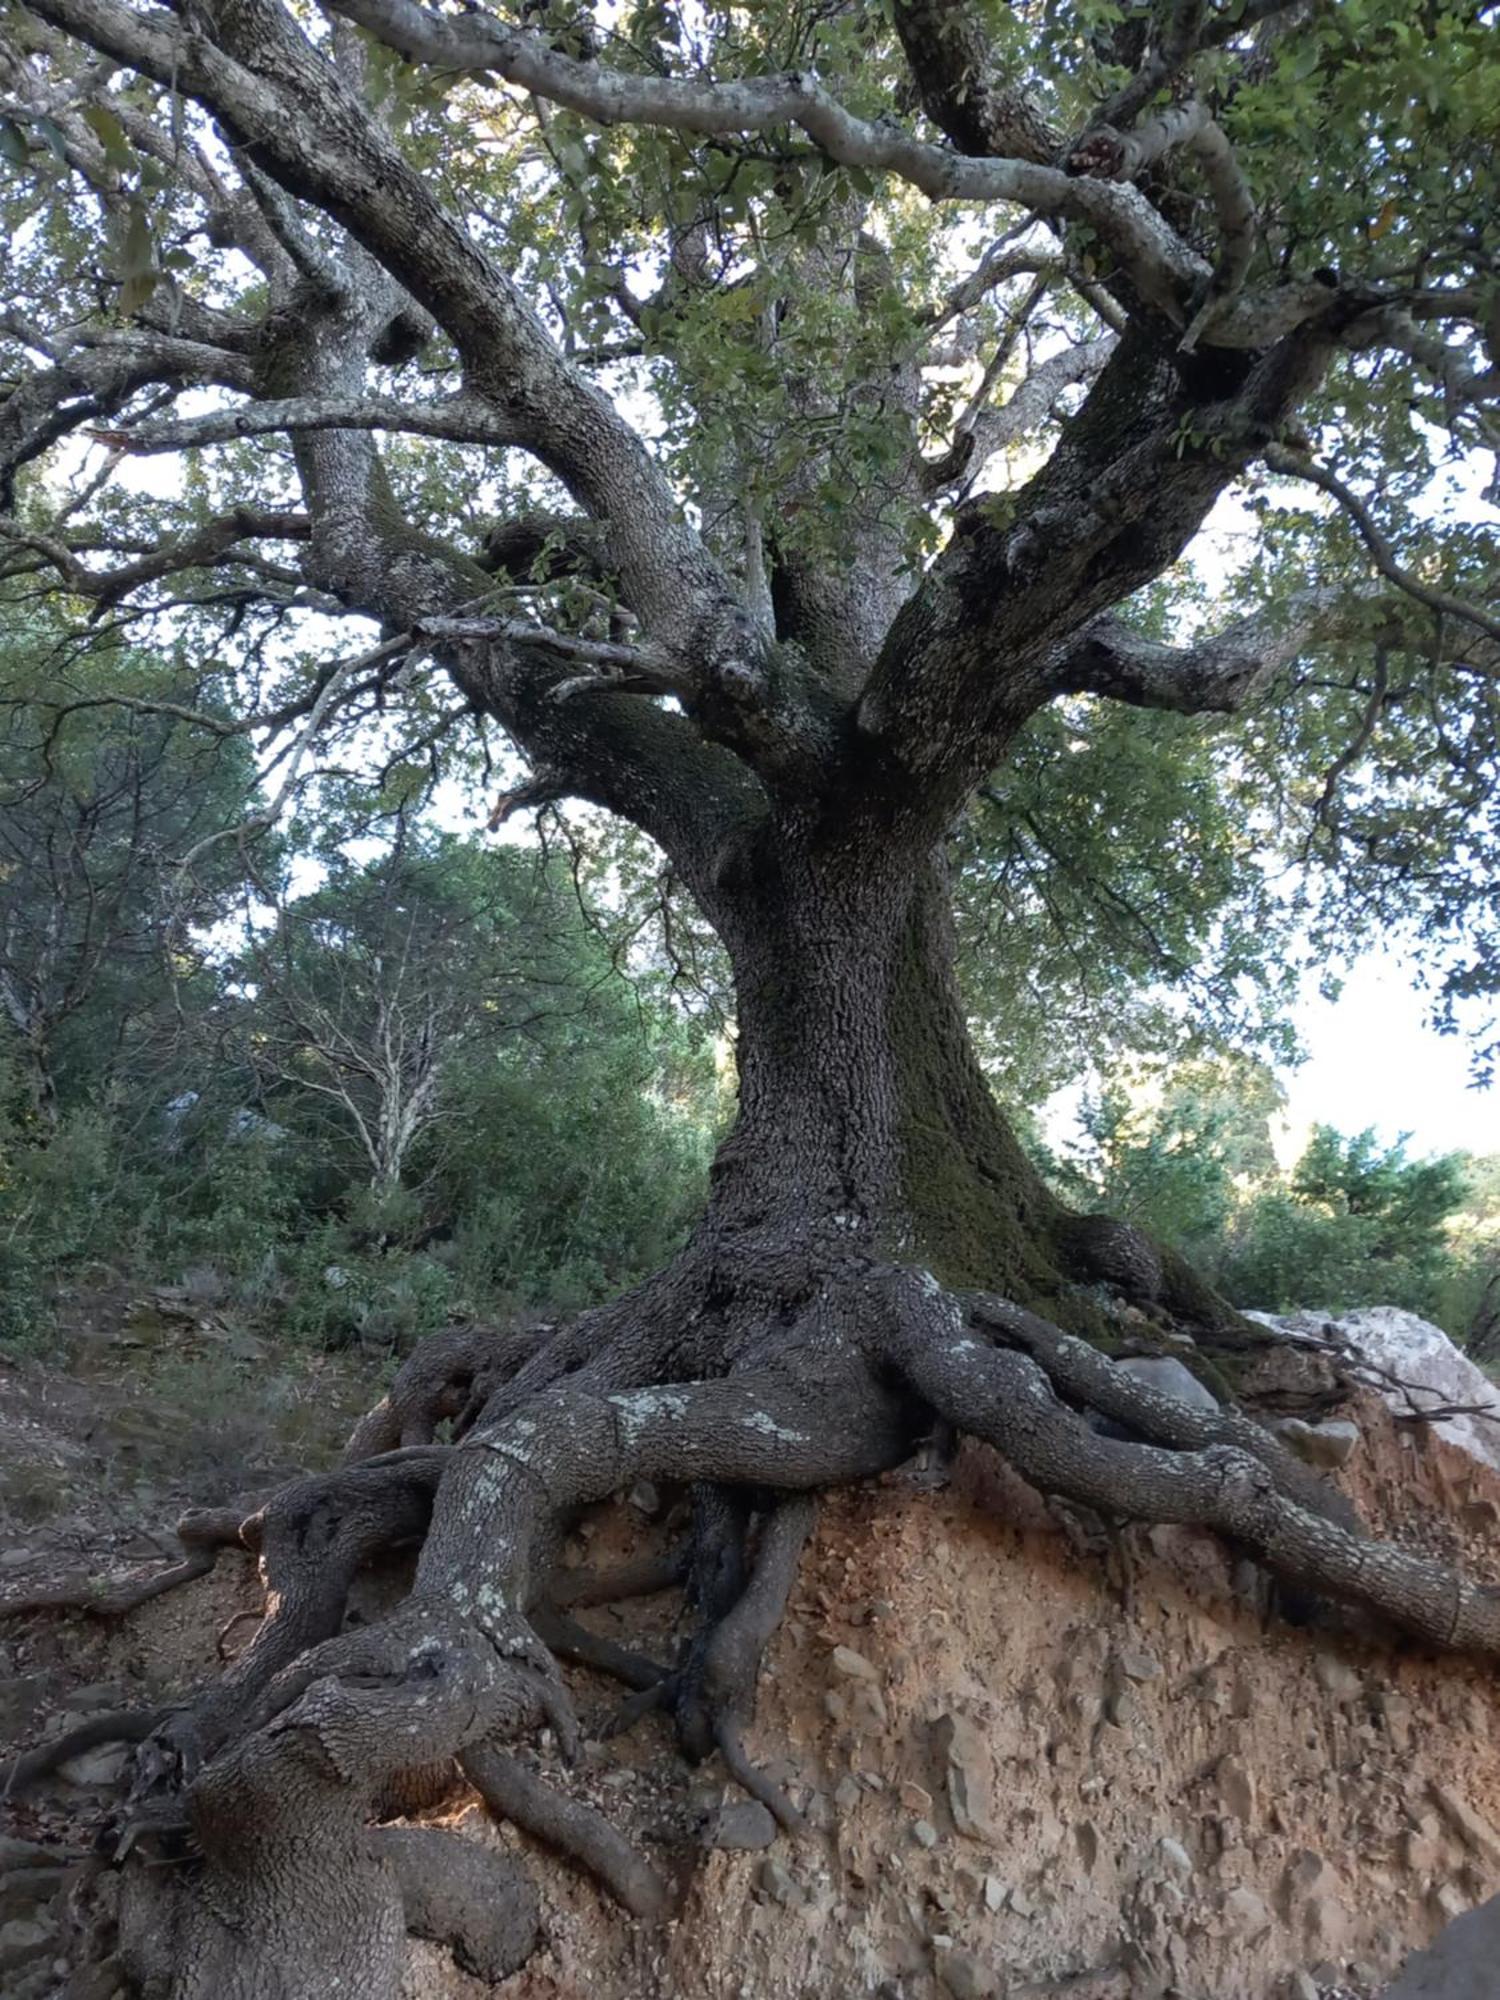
<box><xmin>17</xmin><ymin>829</ymin><xmax>1487</xmax><ymax>2000</ymax></box>
<box><xmin>6</xmin><ymin>3</ymin><xmax>1495</xmax><ymax>1994</ymax></box>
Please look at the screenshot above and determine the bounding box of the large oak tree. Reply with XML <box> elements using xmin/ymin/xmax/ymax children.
<box><xmin>1</xmin><ymin>0</ymin><xmax>1498</xmax><ymax>1991</ymax></box>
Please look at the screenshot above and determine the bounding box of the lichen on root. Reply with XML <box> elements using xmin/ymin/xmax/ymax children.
<box><xmin>10</xmin><ymin>1259</ymin><xmax>1500</xmax><ymax>1998</ymax></box>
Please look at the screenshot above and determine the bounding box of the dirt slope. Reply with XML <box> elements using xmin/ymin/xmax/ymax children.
<box><xmin>5</xmin><ymin>1358</ymin><xmax>1500</xmax><ymax>2000</ymax></box>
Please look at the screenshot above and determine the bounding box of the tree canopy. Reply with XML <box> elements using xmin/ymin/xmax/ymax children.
<box><xmin>2</xmin><ymin>5</ymin><xmax>1499</xmax><ymax>1996</ymax></box>
<box><xmin>0</xmin><ymin>0</ymin><xmax>1496</xmax><ymax>1083</ymax></box>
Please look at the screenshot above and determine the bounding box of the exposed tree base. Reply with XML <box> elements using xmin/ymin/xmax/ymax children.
<box><xmin>7</xmin><ymin>1234</ymin><xmax>1500</xmax><ymax>2000</ymax></box>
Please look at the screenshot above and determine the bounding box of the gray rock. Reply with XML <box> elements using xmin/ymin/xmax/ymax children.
<box><xmin>1114</xmin><ymin>1356</ymin><xmax>1220</xmax><ymax>1411</ymax></box>
<box><xmin>755</xmin><ymin>1857</ymin><xmax>800</xmax><ymax>1906</ymax></box>
<box><xmin>830</xmin><ymin>1644</ymin><xmax>879</xmax><ymax>1682</ymax></box>
<box><xmin>1428</xmin><ymin>1781</ymin><xmax>1500</xmax><ymax>1866</ymax></box>
<box><xmin>933</xmin><ymin>1713</ymin><xmax>994</xmax><ymax>1841</ymax></box>
<box><xmin>1220</xmin><ymin>1886</ymin><xmax>1272</xmax><ymax>1937</ymax></box>
<box><xmin>1385</xmin><ymin>1887</ymin><xmax>1500</xmax><ymax>1996</ymax></box>
<box><xmin>0</xmin><ymin>1918</ymin><xmax>54</xmax><ymax>1975</ymax></box>
<box><xmin>1312</xmin><ymin>1654</ymin><xmax>1363</xmax><ymax>1702</ymax></box>
<box><xmin>57</xmin><ymin>1744</ymin><xmax>129</xmax><ymax>1788</ymax></box>
<box><xmin>710</xmin><ymin>1801</ymin><xmax>777</xmax><ymax>1851</ymax></box>
<box><xmin>1104</xmin><ymin>1687</ymin><xmax>1137</xmax><ymax>1729</ymax></box>
<box><xmin>934</xmin><ymin>1946</ymin><xmax>1002</xmax><ymax>1999</ymax></box>
<box><xmin>1156</xmin><ymin>1837</ymin><xmax>1194</xmax><ymax>1879</ymax></box>
<box><xmin>1215</xmin><ymin>1758</ymin><xmax>1256</xmax><ymax>1823</ymax></box>
<box><xmin>1275</xmin><ymin>1416</ymin><xmax>1361</xmax><ymax>1469</ymax></box>
<box><xmin>913</xmin><ymin>1820</ymin><xmax>938</xmax><ymax>1850</ymax></box>
<box><xmin>1116</xmin><ymin>1648</ymin><xmax>1162</xmax><ymax>1683</ymax></box>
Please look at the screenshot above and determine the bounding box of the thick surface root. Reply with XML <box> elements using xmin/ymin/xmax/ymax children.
<box><xmin>379</xmin><ymin>1824</ymin><xmax>540</xmax><ymax>1980</ymax></box>
<box><xmin>68</xmin><ymin>1265</ymin><xmax>1500</xmax><ymax>1999</ymax></box>
<box><xmin>888</xmin><ymin>1273</ymin><xmax>1500</xmax><ymax>1653</ymax></box>
<box><xmin>0</xmin><ymin>1508</ymin><xmax>246</xmax><ymax>1624</ymax></box>
<box><xmin>462</xmin><ymin>1743</ymin><xmax>669</xmax><ymax>1919</ymax></box>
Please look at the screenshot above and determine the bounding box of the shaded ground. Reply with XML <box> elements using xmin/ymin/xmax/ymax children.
<box><xmin>5</xmin><ymin>1304</ymin><xmax>1500</xmax><ymax>2000</ymax></box>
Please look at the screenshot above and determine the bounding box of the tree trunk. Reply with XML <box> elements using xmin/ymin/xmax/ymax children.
<box><xmin>696</xmin><ymin>815</ymin><xmax>1242</xmax><ymax>1351</ymax></box>
<box><xmin>98</xmin><ymin>809</ymin><xmax>1328</xmax><ymax>2000</ymax></box>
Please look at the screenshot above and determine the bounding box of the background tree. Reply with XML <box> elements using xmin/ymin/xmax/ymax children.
<box><xmin>1050</xmin><ymin>1068</ymin><xmax>1488</xmax><ymax>1332</ymax></box>
<box><xmin>229</xmin><ymin>824</ymin><xmax>591</xmax><ymax>1197</ymax></box>
<box><xmin>0</xmin><ymin>619</ymin><xmax>260</xmax><ymax>1123</ymax></box>
<box><xmin>1</xmin><ymin>0</ymin><xmax>1498</xmax><ymax>1992</ymax></box>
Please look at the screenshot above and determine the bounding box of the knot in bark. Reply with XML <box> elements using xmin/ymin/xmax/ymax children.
<box><xmin>1201</xmin><ymin>1443</ymin><xmax>1275</xmax><ymax>1508</ymax></box>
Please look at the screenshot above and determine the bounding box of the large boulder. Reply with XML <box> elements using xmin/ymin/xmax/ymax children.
<box><xmin>1246</xmin><ymin>1307</ymin><xmax>1500</xmax><ymax>1474</ymax></box>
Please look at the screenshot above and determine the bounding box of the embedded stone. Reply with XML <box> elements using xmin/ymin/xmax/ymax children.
<box><xmin>934</xmin><ymin>1946</ymin><xmax>1002</xmax><ymax>1999</ymax></box>
<box><xmin>1375</xmin><ymin>1689</ymin><xmax>1413</xmax><ymax>1754</ymax></box>
<box><xmin>755</xmin><ymin>1857</ymin><xmax>800</xmax><ymax>1906</ymax></box>
<box><xmin>711</xmin><ymin>1801</ymin><xmax>777</xmax><ymax>1851</ymax></box>
<box><xmin>830</xmin><ymin>1645</ymin><xmax>880</xmax><ymax>1682</ymax></box>
<box><xmin>1276</xmin><ymin>1417</ymin><xmax>1360</xmax><ymax>1469</ymax></box>
<box><xmin>1433</xmin><ymin>1881</ymin><xmax>1471</xmax><ymax>1922</ymax></box>
<box><xmin>1115</xmin><ymin>1356</ymin><xmax>1219</xmax><ymax>1411</ymax></box>
<box><xmin>1157</xmin><ymin>1837</ymin><xmax>1194</xmax><ymax>1879</ymax></box>
<box><xmin>1216</xmin><ymin>1758</ymin><xmax>1256</xmax><ymax>1824</ymax></box>
<box><xmin>1312</xmin><ymin>1655</ymin><xmax>1363</xmax><ymax>1702</ymax></box>
<box><xmin>1221</xmin><ymin>1886</ymin><xmax>1272</xmax><ymax>1937</ymax></box>
<box><xmin>933</xmin><ymin>1713</ymin><xmax>995</xmax><ymax>1842</ymax></box>
<box><xmin>1429</xmin><ymin>1782</ymin><xmax>1500</xmax><ymax>1867</ymax></box>
<box><xmin>1117</xmin><ymin>1648</ymin><xmax>1162</xmax><ymax>1683</ymax></box>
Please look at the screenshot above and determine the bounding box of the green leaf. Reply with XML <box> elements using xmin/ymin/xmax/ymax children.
<box><xmin>0</xmin><ymin>118</ymin><xmax>29</xmax><ymax>167</ymax></box>
<box><xmin>83</xmin><ymin>102</ymin><xmax>132</xmax><ymax>170</ymax></box>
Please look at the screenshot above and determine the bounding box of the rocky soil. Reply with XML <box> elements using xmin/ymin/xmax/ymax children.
<box><xmin>5</xmin><ymin>1319</ymin><xmax>1500</xmax><ymax>2000</ymax></box>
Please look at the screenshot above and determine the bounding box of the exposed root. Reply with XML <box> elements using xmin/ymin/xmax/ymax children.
<box><xmin>548</xmin><ymin>1546</ymin><xmax>690</xmax><ymax>1610</ymax></box>
<box><xmin>887</xmin><ymin>1274</ymin><xmax>1500</xmax><ymax>1655</ymax></box>
<box><xmin>0</xmin><ymin>1508</ymin><xmax>246</xmax><ymax>1624</ymax></box>
<box><xmin>532</xmin><ymin>1605</ymin><xmax>670</xmax><ymax>1690</ymax></box>
<box><xmin>343</xmin><ymin>1322</ymin><xmax>554</xmax><ymax>1461</ymax></box>
<box><xmin>88</xmin><ymin>1262</ymin><xmax>1500</xmax><ymax>2000</ymax></box>
<box><xmin>462</xmin><ymin>1742</ymin><xmax>670</xmax><ymax>1919</ymax></box>
<box><xmin>2</xmin><ymin>1708</ymin><xmax>164</xmax><ymax>1799</ymax></box>
<box><xmin>116</xmin><ymin>1603</ymin><xmax>562</xmax><ymax>2000</ymax></box>
<box><xmin>379</xmin><ymin>1823</ymin><xmax>541</xmax><ymax>1980</ymax></box>
<box><xmin>139</xmin><ymin>1449</ymin><xmax>451</xmax><ymax>1784</ymax></box>
<box><xmin>970</xmin><ymin>1294</ymin><xmax>1359</xmax><ymax>1528</ymax></box>
<box><xmin>677</xmin><ymin>1494</ymin><xmax>816</xmax><ymax>1831</ymax></box>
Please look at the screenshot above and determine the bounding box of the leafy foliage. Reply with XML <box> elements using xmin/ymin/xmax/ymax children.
<box><xmin>1047</xmin><ymin>1057</ymin><xmax>1496</xmax><ymax>1339</ymax></box>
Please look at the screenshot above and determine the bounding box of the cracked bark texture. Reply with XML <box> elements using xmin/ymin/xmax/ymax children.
<box><xmin>3</xmin><ymin>0</ymin><xmax>1495</xmax><ymax>1993</ymax></box>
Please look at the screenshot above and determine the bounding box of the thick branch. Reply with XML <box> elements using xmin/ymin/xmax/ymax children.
<box><xmin>88</xmin><ymin>392</ymin><xmax>519</xmax><ymax>454</ymax></box>
<box><xmin>1056</xmin><ymin>585</ymin><xmax>1374</xmax><ymax>714</ymax></box>
<box><xmin>924</xmin><ymin>335</ymin><xmax>1117</xmax><ymax>490</ymax></box>
<box><xmin>320</xmin><ymin>0</ymin><xmax>1214</xmax><ymax>328</ymax></box>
